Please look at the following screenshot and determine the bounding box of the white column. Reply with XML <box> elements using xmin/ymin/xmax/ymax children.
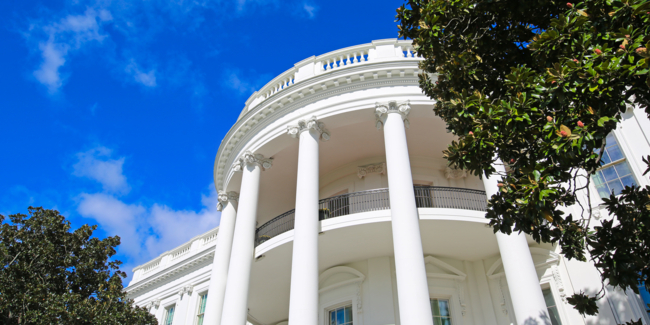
<box><xmin>220</xmin><ymin>152</ymin><xmax>273</xmax><ymax>325</ymax></box>
<box><xmin>286</xmin><ymin>117</ymin><xmax>330</xmax><ymax>325</ymax></box>
<box><xmin>375</xmin><ymin>101</ymin><xmax>434</xmax><ymax>325</ymax></box>
<box><xmin>172</xmin><ymin>285</ymin><xmax>193</xmax><ymax>325</ymax></box>
<box><xmin>483</xmin><ymin>161</ymin><xmax>550</xmax><ymax>325</ymax></box>
<box><xmin>203</xmin><ymin>191</ymin><xmax>239</xmax><ymax>325</ymax></box>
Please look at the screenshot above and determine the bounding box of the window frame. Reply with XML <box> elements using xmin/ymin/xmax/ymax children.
<box><xmin>321</xmin><ymin>298</ymin><xmax>357</xmax><ymax>325</ymax></box>
<box><xmin>539</xmin><ymin>281</ymin><xmax>569</xmax><ymax>325</ymax></box>
<box><xmin>591</xmin><ymin>132</ymin><xmax>639</xmax><ymax>199</ymax></box>
<box><xmin>429</xmin><ymin>297</ymin><xmax>453</xmax><ymax>325</ymax></box>
<box><xmin>163</xmin><ymin>303</ymin><xmax>176</xmax><ymax>325</ymax></box>
<box><xmin>326</xmin><ymin>302</ymin><xmax>354</xmax><ymax>325</ymax></box>
<box><xmin>195</xmin><ymin>291</ymin><xmax>208</xmax><ymax>325</ymax></box>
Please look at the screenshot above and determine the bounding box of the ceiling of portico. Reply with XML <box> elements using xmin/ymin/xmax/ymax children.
<box><xmin>227</xmin><ymin>104</ymin><xmax>458</xmax><ymax>225</ymax></box>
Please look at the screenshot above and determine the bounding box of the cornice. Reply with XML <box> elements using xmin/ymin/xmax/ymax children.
<box><xmin>125</xmin><ymin>245</ymin><xmax>215</xmax><ymax>296</ymax></box>
<box><xmin>214</xmin><ymin>60</ymin><xmax>427</xmax><ymax>191</ymax></box>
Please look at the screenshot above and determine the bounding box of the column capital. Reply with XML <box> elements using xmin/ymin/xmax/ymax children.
<box><xmin>287</xmin><ymin>116</ymin><xmax>330</xmax><ymax>141</ymax></box>
<box><xmin>375</xmin><ymin>100</ymin><xmax>411</xmax><ymax>129</ymax></box>
<box><xmin>217</xmin><ymin>191</ymin><xmax>239</xmax><ymax>211</ymax></box>
<box><xmin>232</xmin><ymin>151</ymin><xmax>273</xmax><ymax>172</ymax></box>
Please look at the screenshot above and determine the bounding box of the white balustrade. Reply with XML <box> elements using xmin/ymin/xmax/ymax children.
<box><xmin>242</xmin><ymin>40</ymin><xmax>420</xmax><ymax>113</ymax></box>
<box><xmin>142</xmin><ymin>260</ymin><xmax>161</xmax><ymax>274</ymax></box>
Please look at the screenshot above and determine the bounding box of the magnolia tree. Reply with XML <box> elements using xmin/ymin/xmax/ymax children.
<box><xmin>0</xmin><ymin>207</ymin><xmax>157</xmax><ymax>325</ymax></box>
<box><xmin>396</xmin><ymin>0</ymin><xmax>650</xmax><ymax>319</ymax></box>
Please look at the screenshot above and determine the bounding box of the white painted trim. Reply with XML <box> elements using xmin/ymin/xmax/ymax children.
<box><xmin>424</xmin><ymin>256</ymin><xmax>467</xmax><ymax>281</ymax></box>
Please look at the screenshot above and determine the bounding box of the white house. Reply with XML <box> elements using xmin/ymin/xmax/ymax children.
<box><xmin>125</xmin><ymin>39</ymin><xmax>650</xmax><ymax>325</ymax></box>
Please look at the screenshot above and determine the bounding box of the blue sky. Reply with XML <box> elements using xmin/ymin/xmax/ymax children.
<box><xmin>0</xmin><ymin>0</ymin><xmax>404</xmax><ymax>283</ymax></box>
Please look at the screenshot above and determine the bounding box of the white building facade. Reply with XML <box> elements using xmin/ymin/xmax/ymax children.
<box><xmin>125</xmin><ymin>39</ymin><xmax>650</xmax><ymax>325</ymax></box>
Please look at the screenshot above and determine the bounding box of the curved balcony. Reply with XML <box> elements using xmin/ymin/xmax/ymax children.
<box><xmin>255</xmin><ymin>185</ymin><xmax>487</xmax><ymax>246</ymax></box>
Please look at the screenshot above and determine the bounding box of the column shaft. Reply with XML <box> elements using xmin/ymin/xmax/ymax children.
<box><xmin>287</xmin><ymin>128</ymin><xmax>321</xmax><ymax>325</ymax></box>
<box><xmin>220</xmin><ymin>164</ymin><xmax>262</xmax><ymax>325</ymax></box>
<box><xmin>382</xmin><ymin>112</ymin><xmax>434</xmax><ymax>325</ymax></box>
<box><xmin>483</xmin><ymin>163</ymin><xmax>550</xmax><ymax>324</ymax></box>
<box><xmin>203</xmin><ymin>195</ymin><xmax>238</xmax><ymax>325</ymax></box>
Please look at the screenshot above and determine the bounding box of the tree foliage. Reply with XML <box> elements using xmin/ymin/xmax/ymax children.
<box><xmin>396</xmin><ymin>0</ymin><xmax>650</xmax><ymax>318</ymax></box>
<box><xmin>0</xmin><ymin>207</ymin><xmax>157</xmax><ymax>325</ymax></box>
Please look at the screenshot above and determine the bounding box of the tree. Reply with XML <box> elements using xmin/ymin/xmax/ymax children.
<box><xmin>0</xmin><ymin>207</ymin><xmax>157</xmax><ymax>325</ymax></box>
<box><xmin>396</xmin><ymin>0</ymin><xmax>650</xmax><ymax>320</ymax></box>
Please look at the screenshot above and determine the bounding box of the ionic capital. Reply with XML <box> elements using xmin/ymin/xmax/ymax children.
<box><xmin>287</xmin><ymin>116</ymin><xmax>330</xmax><ymax>141</ymax></box>
<box><xmin>217</xmin><ymin>191</ymin><xmax>239</xmax><ymax>211</ymax></box>
<box><xmin>232</xmin><ymin>151</ymin><xmax>273</xmax><ymax>172</ymax></box>
<box><xmin>375</xmin><ymin>100</ymin><xmax>411</xmax><ymax>129</ymax></box>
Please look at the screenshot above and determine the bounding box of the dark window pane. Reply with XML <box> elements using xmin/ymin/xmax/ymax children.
<box><xmin>548</xmin><ymin>306</ymin><xmax>562</xmax><ymax>325</ymax></box>
<box><xmin>345</xmin><ymin>306</ymin><xmax>352</xmax><ymax>322</ymax></box>
<box><xmin>431</xmin><ymin>299</ymin><xmax>441</xmax><ymax>316</ymax></box>
<box><xmin>439</xmin><ymin>300</ymin><xmax>450</xmax><ymax>316</ymax></box>
<box><xmin>543</xmin><ymin>289</ymin><xmax>556</xmax><ymax>307</ymax></box>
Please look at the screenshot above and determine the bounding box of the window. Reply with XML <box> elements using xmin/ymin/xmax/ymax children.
<box><xmin>542</xmin><ymin>288</ymin><xmax>563</xmax><ymax>325</ymax></box>
<box><xmin>196</xmin><ymin>292</ymin><xmax>208</xmax><ymax>325</ymax></box>
<box><xmin>430</xmin><ymin>299</ymin><xmax>452</xmax><ymax>325</ymax></box>
<box><xmin>592</xmin><ymin>133</ymin><xmax>637</xmax><ymax>198</ymax></box>
<box><xmin>328</xmin><ymin>304</ymin><xmax>353</xmax><ymax>325</ymax></box>
<box><xmin>163</xmin><ymin>305</ymin><xmax>175</xmax><ymax>325</ymax></box>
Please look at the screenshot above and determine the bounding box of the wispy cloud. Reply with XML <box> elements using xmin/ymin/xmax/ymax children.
<box><xmin>124</xmin><ymin>59</ymin><xmax>157</xmax><ymax>87</ymax></box>
<box><xmin>30</xmin><ymin>8</ymin><xmax>113</xmax><ymax>94</ymax></box>
<box><xmin>303</xmin><ymin>2</ymin><xmax>319</xmax><ymax>19</ymax></box>
<box><xmin>72</xmin><ymin>146</ymin><xmax>130</xmax><ymax>195</ymax></box>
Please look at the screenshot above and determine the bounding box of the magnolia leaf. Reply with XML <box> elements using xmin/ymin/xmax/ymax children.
<box><xmin>577</xmin><ymin>10</ymin><xmax>589</xmax><ymax>17</ymax></box>
<box><xmin>542</xmin><ymin>210</ymin><xmax>554</xmax><ymax>223</ymax></box>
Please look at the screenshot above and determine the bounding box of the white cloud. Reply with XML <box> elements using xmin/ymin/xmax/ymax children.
<box><xmin>72</xmin><ymin>145</ymin><xmax>221</xmax><ymax>280</ymax></box>
<box><xmin>125</xmin><ymin>59</ymin><xmax>157</xmax><ymax>87</ymax></box>
<box><xmin>72</xmin><ymin>146</ymin><xmax>130</xmax><ymax>194</ymax></box>
<box><xmin>76</xmin><ymin>185</ymin><xmax>221</xmax><ymax>274</ymax></box>
<box><xmin>77</xmin><ymin>193</ymin><xmax>146</xmax><ymax>258</ymax></box>
<box><xmin>303</xmin><ymin>2</ymin><xmax>318</xmax><ymax>19</ymax></box>
<box><xmin>30</xmin><ymin>8</ymin><xmax>112</xmax><ymax>93</ymax></box>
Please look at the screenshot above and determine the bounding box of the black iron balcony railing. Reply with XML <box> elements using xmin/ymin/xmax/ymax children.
<box><xmin>254</xmin><ymin>186</ymin><xmax>487</xmax><ymax>246</ymax></box>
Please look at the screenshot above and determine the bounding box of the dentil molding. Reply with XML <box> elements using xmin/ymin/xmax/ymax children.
<box><xmin>217</xmin><ymin>191</ymin><xmax>239</xmax><ymax>211</ymax></box>
<box><xmin>287</xmin><ymin>116</ymin><xmax>331</xmax><ymax>141</ymax></box>
<box><xmin>375</xmin><ymin>100</ymin><xmax>411</xmax><ymax>129</ymax></box>
<box><xmin>232</xmin><ymin>151</ymin><xmax>274</xmax><ymax>172</ymax></box>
